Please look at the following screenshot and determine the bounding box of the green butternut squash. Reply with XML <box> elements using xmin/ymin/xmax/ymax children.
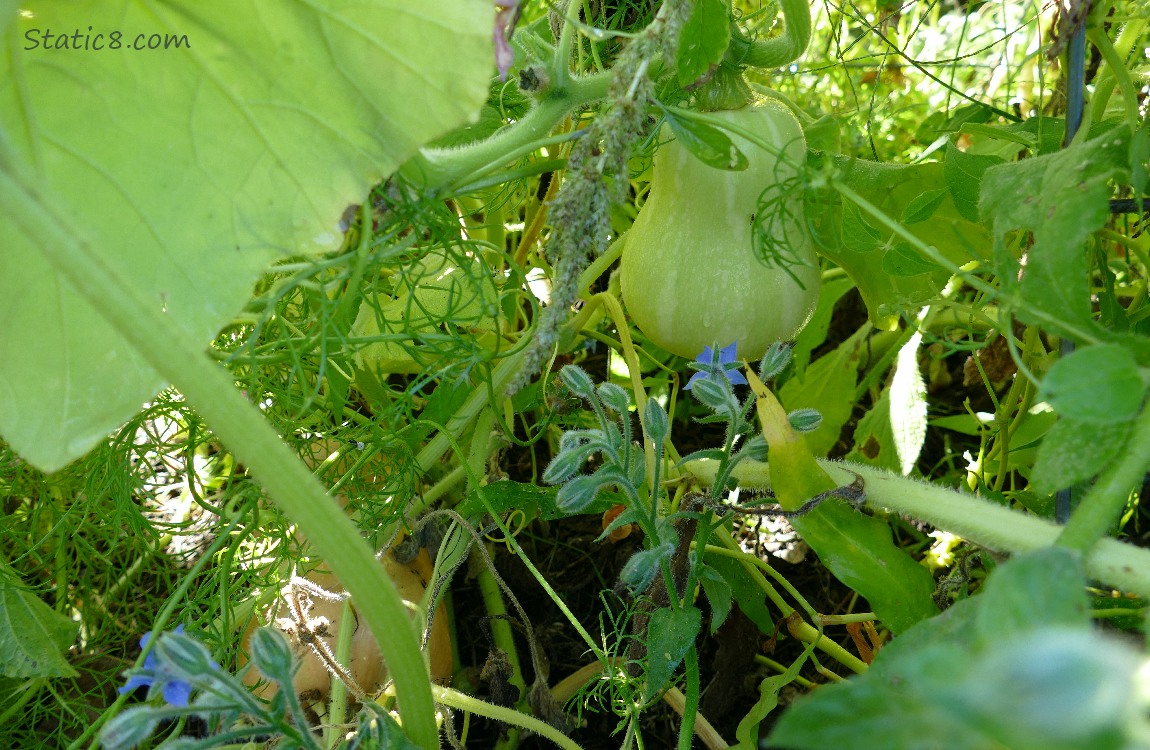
<box><xmin>620</xmin><ymin>100</ymin><xmax>819</xmax><ymax>360</ymax></box>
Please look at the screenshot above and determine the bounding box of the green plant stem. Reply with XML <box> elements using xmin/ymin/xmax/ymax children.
<box><xmin>325</xmin><ymin>599</ymin><xmax>355</xmax><ymax>747</ymax></box>
<box><xmin>983</xmin><ymin>326</ymin><xmax>1040</xmax><ymax>492</ymax></box>
<box><xmin>401</xmin><ymin>70</ymin><xmax>612</xmax><ymax>191</ymax></box>
<box><xmin>676</xmin><ymin>646</ymin><xmax>700</xmax><ymax>750</ymax></box>
<box><xmin>705</xmin><ymin>533</ymin><xmax>868</xmax><ymax>674</ymax></box>
<box><xmin>1087</xmin><ymin>26</ymin><xmax>1141</xmax><ymax>126</ymax></box>
<box><xmin>552</xmin><ymin>0</ymin><xmax>581</xmax><ymax>90</ymax></box>
<box><xmin>686</xmin><ymin>458</ymin><xmax>1150</xmax><ymax>597</ymax></box>
<box><xmin>4</xmin><ymin>175</ymin><xmax>440</xmax><ymax>749</ymax></box>
<box><xmin>473</xmin><ymin>542</ymin><xmax>530</xmax><ymax>704</ymax></box>
<box><xmin>1056</xmin><ymin>403</ymin><xmax>1150</xmax><ymax>553</ymax></box>
<box><xmin>734</xmin><ymin>0</ymin><xmax>812</xmax><ymax>69</ymax></box>
<box><xmin>415</xmin><ymin>352</ymin><xmax>523</xmax><ymax>474</ymax></box>
<box><xmin>432</xmin><ymin>684</ymin><xmax>583</xmax><ymax>750</ymax></box>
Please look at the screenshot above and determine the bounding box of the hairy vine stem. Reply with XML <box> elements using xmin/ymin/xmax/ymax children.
<box><xmin>685</xmin><ymin>458</ymin><xmax>1150</xmax><ymax>597</ymax></box>
<box><xmin>506</xmin><ymin>0</ymin><xmax>692</xmax><ymax>394</ymax></box>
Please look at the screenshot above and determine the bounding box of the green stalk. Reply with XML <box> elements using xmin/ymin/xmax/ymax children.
<box><xmin>675</xmin><ymin>646</ymin><xmax>700</xmax><ymax>750</ymax></box>
<box><xmin>5</xmin><ymin>174</ymin><xmax>440</xmax><ymax>748</ymax></box>
<box><xmin>687</xmin><ymin>458</ymin><xmax>1150</xmax><ymax>597</ymax></box>
<box><xmin>400</xmin><ymin>70</ymin><xmax>612</xmax><ymax>191</ymax></box>
<box><xmin>1057</xmin><ymin>403</ymin><xmax>1150</xmax><ymax>553</ymax></box>
<box><xmin>735</xmin><ymin>0</ymin><xmax>812</xmax><ymax>69</ymax></box>
<box><xmin>432</xmin><ymin>685</ymin><xmax>583</xmax><ymax>750</ymax></box>
<box><xmin>1087</xmin><ymin>25</ymin><xmax>1142</xmax><ymax>126</ymax></box>
<box><xmin>473</xmin><ymin>542</ymin><xmax>529</xmax><ymax>704</ymax></box>
<box><xmin>324</xmin><ymin>599</ymin><xmax>355</xmax><ymax>747</ymax></box>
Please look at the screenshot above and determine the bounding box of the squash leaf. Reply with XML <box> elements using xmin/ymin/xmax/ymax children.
<box><xmin>768</xmin><ymin>549</ymin><xmax>1148</xmax><ymax>750</ymax></box>
<box><xmin>0</xmin><ymin>1</ymin><xmax>493</xmax><ymax>471</ymax></box>
<box><xmin>979</xmin><ymin>125</ymin><xmax>1131</xmax><ymax>343</ymax></box>
<box><xmin>805</xmin><ymin>155</ymin><xmax>990</xmax><ymax>329</ymax></box>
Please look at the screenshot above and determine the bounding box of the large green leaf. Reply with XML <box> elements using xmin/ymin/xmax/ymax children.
<box><xmin>980</xmin><ymin>125</ymin><xmax>1131</xmax><ymax>342</ymax></box>
<box><xmin>805</xmin><ymin>155</ymin><xmax>990</xmax><ymax>329</ymax></box>
<box><xmin>0</xmin><ymin>1</ymin><xmax>493</xmax><ymax>471</ymax></box>
<box><xmin>770</xmin><ymin>549</ymin><xmax>1150</xmax><ymax>750</ymax></box>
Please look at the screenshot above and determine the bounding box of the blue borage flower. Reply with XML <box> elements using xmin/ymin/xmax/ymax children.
<box><xmin>685</xmin><ymin>342</ymin><xmax>748</xmax><ymax>390</ymax></box>
<box><xmin>118</xmin><ymin>624</ymin><xmax>218</xmax><ymax>707</ymax></box>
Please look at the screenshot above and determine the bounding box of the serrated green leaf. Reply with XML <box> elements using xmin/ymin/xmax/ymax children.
<box><xmin>662</xmin><ymin>110</ymin><xmax>748</xmax><ymax>171</ymax></box>
<box><xmin>697</xmin><ymin>564</ymin><xmax>732</xmax><ymax>634</ymax></box>
<box><xmin>768</xmin><ymin>549</ymin><xmax>1137</xmax><ymax>750</ymax></box>
<box><xmin>701</xmin><ymin>553</ymin><xmax>774</xmax><ymax>634</ymax></box>
<box><xmin>0</xmin><ymin>1</ymin><xmax>494</xmax><ymax>472</ymax></box>
<box><xmin>900</xmin><ymin>188</ymin><xmax>947</xmax><ymax>224</ymax></box>
<box><xmin>643</xmin><ymin>605</ymin><xmax>701</xmax><ymax>702</ymax></box>
<box><xmin>880</xmin><ymin>243</ymin><xmax>945</xmax><ymax>277</ymax></box>
<box><xmin>1031</xmin><ymin>416</ymin><xmax>1134</xmax><ymax>495</ymax></box>
<box><xmin>980</xmin><ymin>126</ymin><xmax>1132</xmax><ymax>340</ymax></box>
<box><xmin>676</xmin><ymin>0</ymin><xmax>730</xmax><ymax>89</ymax></box>
<box><xmin>806</xmin><ymin>154</ymin><xmax>989</xmax><ymax>329</ymax></box>
<box><xmin>0</xmin><ymin>564</ymin><xmax>77</xmax><ymax>678</ymax></box>
<box><xmin>944</xmin><ymin>141</ymin><xmax>1005</xmax><ymax>222</ymax></box>
<box><xmin>1039</xmin><ymin>343</ymin><xmax>1145</xmax><ymax>423</ymax></box>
